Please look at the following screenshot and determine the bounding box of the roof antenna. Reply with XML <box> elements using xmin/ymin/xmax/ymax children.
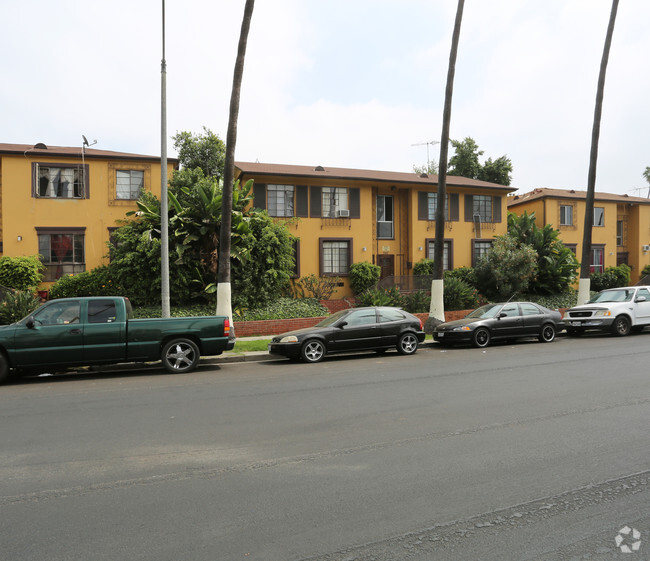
<box><xmin>82</xmin><ymin>135</ymin><xmax>97</xmax><ymax>148</ymax></box>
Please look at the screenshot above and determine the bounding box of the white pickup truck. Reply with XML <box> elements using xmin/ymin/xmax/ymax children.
<box><xmin>563</xmin><ymin>285</ymin><xmax>650</xmax><ymax>336</ymax></box>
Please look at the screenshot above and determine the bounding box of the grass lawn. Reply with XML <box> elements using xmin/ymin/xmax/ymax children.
<box><xmin>226</xmin><ymin>338</ymin><xmax>272</xmax><ymax>353</ymax></box>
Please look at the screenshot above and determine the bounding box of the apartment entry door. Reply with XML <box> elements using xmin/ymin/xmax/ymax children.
<box><xmin>378</xmin><ymin>254</ymin><xmax>394</xmax><ymax>279</ymax></box>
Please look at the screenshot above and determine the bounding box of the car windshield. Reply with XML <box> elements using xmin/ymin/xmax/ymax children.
<box><xmin>588</xmin><ymin>289</ymin><xmax>634</xmax><ymax>303</ymax></box>
<box><xmin>466</xmin><ymin>304</ymin><xmax>503</xmax><ymax>319</ymax></box>
<box><xmin>315</xmin><ymin>309</ymin><xmax>349</xmax><ymax>327</ymax></box>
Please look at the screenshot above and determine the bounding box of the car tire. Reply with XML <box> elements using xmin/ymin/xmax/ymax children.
<box><xmin>611</xmin><ymin>315</ymin><xmax>631</xmax><ymax>337</ymax></box>
<box><xmin>397</xmin><ymin>332</ymin><xmax>419</xmax><ymax>355</ymax></box>
<box><xmin>0</xmin><ymin>353</ymin><xmax>9</xmax><ymax>385</ymax></box>
<box><xmin>161</xmin><ymin>338</ymin><xmax>200</xmax><ymax>373</ymax></box>
<box><xmin>301</xmin><ymin>339</ymin><xmax>326</xmax><ymax>363</ymax></box>
<box><xmin>472</xmin><ymin>327</ymin><xmax>490</xmax><ymax>348</ymax></box>
<box><xmin>539</xmin><ymin>323</ymin><xmax>556</xmax><ymax>343</ymax></box>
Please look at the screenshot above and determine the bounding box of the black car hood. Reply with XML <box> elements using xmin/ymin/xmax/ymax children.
<box><xmin>273</xmin><ymin>325</ymin><xmax>331</xmax><ymax>340</ymax></box>
<box><xmin>437</xmin><ymin>317</ymin><xmax>484</xmax><ymax>330</ymax></box>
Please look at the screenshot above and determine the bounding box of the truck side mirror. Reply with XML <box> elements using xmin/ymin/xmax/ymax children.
<box><xmin>636</xmin><ymin>296</ymin><xmax>647</xmax><ymax>303</ymax></box>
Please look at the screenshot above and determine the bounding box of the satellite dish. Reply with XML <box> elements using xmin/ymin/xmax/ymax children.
<box><xmin>82</xmin><ymin>135</ymin><xmax>89</xmax><ymax>146</ymax></box>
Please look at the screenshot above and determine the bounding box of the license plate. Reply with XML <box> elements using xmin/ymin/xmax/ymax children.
<box><xmin>437</xmin><ymin>332</ymin><xmax>444</xmax><ymax>337</ymax></box>
<box><xmin>571</xmin><ymin>321</ymin><xmax>582</xmax><ymax>326</ymax></box>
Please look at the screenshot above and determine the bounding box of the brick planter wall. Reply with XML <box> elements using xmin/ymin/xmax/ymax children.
<box><xmin>233</xmin><ymin>306</ymin><xmax>474</xmax><ymax>337</ymax></box>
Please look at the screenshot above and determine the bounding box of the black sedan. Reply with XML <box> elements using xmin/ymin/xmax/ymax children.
<box><xmin>268</xmin><ymin>306</ymin><xmax>426</xmax><ymax>363</ymax></box>
<box><xmin>433</xmin><ymin>302</ymin><xmax>563</xmax><ymax>348</ymax></box>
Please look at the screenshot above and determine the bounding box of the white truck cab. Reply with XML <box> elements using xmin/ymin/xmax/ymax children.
<box><xmin>563</xmin><ymin>285</ymin><xmax>650</xmax><ymax>336</ymax></box>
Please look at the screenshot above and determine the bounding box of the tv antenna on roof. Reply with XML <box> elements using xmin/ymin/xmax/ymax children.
<box><xmin>411</xmin><ymin>140</ymin><xmax>440</xmax><ymax>170</ymax></box>
<box><xmin>82</xmin><ymin>135</ymin><xmax>97</xmax><ymax>148</ymax></box>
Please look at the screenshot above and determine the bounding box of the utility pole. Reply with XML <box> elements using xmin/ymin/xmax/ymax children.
<box><xmin>160</xmin><ymin>0</ymin><xmax>170</xmax><ymax>318</ymax></box>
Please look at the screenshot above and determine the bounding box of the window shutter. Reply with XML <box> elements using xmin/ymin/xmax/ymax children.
<box><xmin>464</xmin><ymin>195</ymin><xmax>474</xmax><ymax>222</ymax></box>
<box><xmin>449</xmin><ymin>193</ymin><xmax>459</xmax><ymax>221</ymax></box>
<box><xmin>493</xmin><ymin>196</ymin><xmax>502</xmax><ymax>223</ymax></box>
<box><xmin>418</xmin><ymin>192</ymin><xmax>428</xmax><ymax>220</ymax></box>
<box><xmin>253</xmin><ymin>183</ymin><xmax>266</xmax><ymax>210</ymax></box>
<box><xmin>310</xmin><ymin>186</ymin><xmax>322</xmax><ymax>217</ymax></box>
<box><xmin>349</xmin><ymin>188</ymin><xmax>360</xmax><ymax>218</ymax></box>
<box><xmin>296</xmin><ymin>185</ymin><xmax>309</xmax><ymax>217</ymax></box>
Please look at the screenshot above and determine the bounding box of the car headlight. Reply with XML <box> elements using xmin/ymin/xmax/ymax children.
<box><xmin>452</xmin><ymin>326</ymin><xmax>472</xmax><ymax>331</ymax></box>
<box><xmin>279</xmin><ymin>335</ymin><xmax>299</xmax><ymax>343</ymax></box>
<box><xmin>594</xmin><ymin>310</ymin><xmax>611</xmax><ymax>317</ymax></box>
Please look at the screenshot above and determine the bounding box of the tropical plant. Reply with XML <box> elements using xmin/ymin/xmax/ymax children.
<box><xmin>590</xmin><ymin>264</ymin><xmax>631</xmax><ymax>292</ymax></box>
<box><xmin>413</xmin><ymin>258</ymin><xmax>434</xmax><ymax>276</ymax></box>
<box><xmin>443</xmin><ymin>276</ymin><xmax>479</xmax><ymax>311</ymax></box>
<box><xmin>0</xmin><ymin>290</ymin><xmax>41</xmax><ymax>325</ymax></box>
<box><xmin>48</xmin><ymin>266</ymin><xmax>122</xmax><ymax>300</ymax></box>
<box><xmin>0</xmin><ymin>255</ymin><xmax>44</xmax><ymax>291</ymax></box>
<box><xmin>357</xmin><ymin>286</ymin><xmax>402</xmax><ymax>308</ymax></box>
<box><xmin>443</xmin><ymin>266</ymin><xmax>478</xmax><ymax>289</ymax></box>
<box><xmin>401</xmin><ymin>290</ymin><xmax>430</xmax><ymax>314</ymax></box>
<box><xmin>348</xmin><ymin>262</ymin><xmax>381</xmax><ymax>295</ymax></box>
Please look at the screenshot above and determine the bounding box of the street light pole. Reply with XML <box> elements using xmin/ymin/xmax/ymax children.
<box><xmin>160</xmin><ymin>0</ymin><xmax>170</xmax><ymax>318</ymax></box>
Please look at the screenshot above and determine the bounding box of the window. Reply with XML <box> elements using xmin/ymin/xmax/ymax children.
<box><xmin>637</xmin><ymin>288</ymin><xmax>650</xmax><ymax>301</ymax></box>
<box><xmin>472</xmin><ymin>240</ymin><xmax>493</xmax><ymax>266</ymax></box>
<box><xmin>33</xmin><ymin>163</ymin><xmax>87</xmax><ymax>198</ymax></box>
<box><xmin>473</xmin><ymin>195</ymin><xmax>493</xmax><ymax>222</ymax></box>
<box><xmin>616</xmin><ymin>220</ymin><xmax>624</xmax><ymax>246</ymax></box>
<box><xmin>521</xmin><ymin>303</ymin><xmax>542</xmax><ymax>316</ymax></box>
<box><xmin>267</xmin><ymin>184</ymin><xmax>294</xmax><ymax>217</ymax></box>
<box><xmin>560</xmin><ymin>205</ymin><xmax>573</xmax><ymax>226</ymax></box>
<box><xmin>500</xmin><ymin>303</ymin><xmax>520</xmax><ymax>317</ymax></box>
<box><xmin>344</xmin><ymin>309</ymin><xmax>377</xmax><ymax>327</ymax></box>
<box><xmin>426</xmin><ymin>240</ymin><xmax>451</xmax><ymax>271</ymax></box>
<box><xmin>378</xmin><ymin>308</ymin><xmax>406</xmax><ymax>323</ymax></box>
<box><xmin>590</xmin><ymin>246</ymin><xmax>604</xmax><ymax>273</ymax></box>
<box><xmin>320</xmin><ymin>239</ymin><xmax>351</xmax><ymax>276</ymax></box>
<box><xmin>594</xmin><ymin>207</ymin><xmax>605</xmax><ymax>227</ymax></box>
<box><xmin>322</xmin><ymin>187</ymin><xmax>349</xmax><ymax>217</ymax></box>
<box><xmin>38</xmin><ymin>230</ymin><xmax>85</xmax><ymax>281</ymax></box>
<box><xmin>376</xmin><ymin>195</ymin><xmax>394</xmax><ymax>239</ymax></box>
<box><xmin>32</xmin><ymin>300</ymin><xmax>80</xmax><ymax>326</ymax></box>
<box><xmin>116</xmin><ymin>170</ymin><xmax>144</xmax><ymax>200</ymax></box>
<box><xmin>427</xmin><ymin>193</ymin><xmax>449</xmax><ymax>220</ymax></box>
<box><xmin>88</xmin><ymin>300</ymin><xmax>117</xmax><ymax>323</ymax></box>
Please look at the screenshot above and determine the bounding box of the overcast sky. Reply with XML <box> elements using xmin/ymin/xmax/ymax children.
<box><xmin>2</xmin><ymin>1</ymin><xmax>648</xmax><ymax>196</ymax></box>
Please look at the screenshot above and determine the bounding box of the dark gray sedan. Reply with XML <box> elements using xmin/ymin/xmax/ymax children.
<box><xmin>433</xmin><ymin>302</ymin><xmax>563</xmax><ymax>348</ymax></box>
<box><xmin>268</xmin><ymin>307</ymin><xmax>426</xmax><ymax>363</ymax></box>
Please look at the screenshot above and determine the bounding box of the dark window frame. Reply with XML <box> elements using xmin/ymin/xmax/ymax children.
<box><xmin>32</xmin><ymin>162</ymin><xmax>89</xmax><ymax>199</ymax></box>
<box><xmin>319</xmin><ymin>237</ymin><xmax>353</xmax><ymax>277</ymax></box>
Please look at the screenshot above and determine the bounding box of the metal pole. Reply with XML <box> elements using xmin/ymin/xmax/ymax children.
<box><xmin>160</xmin><ymin>0</ymin><xmax>170</xmax><ymax>317</ymax></box>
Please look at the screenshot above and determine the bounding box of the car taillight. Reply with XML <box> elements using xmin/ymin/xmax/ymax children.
<box><xmin>419</xmin><ymin>319</ymin><xmax>423</xmax><ymax>330</ymax></box>
<box><xmin>224</xmin><ymin>318</ymin><xmax>230</xmax><ymax>336</ymax></box>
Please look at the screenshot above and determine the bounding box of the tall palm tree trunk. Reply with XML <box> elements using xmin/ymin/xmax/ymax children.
<box><xmin>217</xmin><ymin>0</ymin><xmax>255</xmax><ymax>325</ymax></box>
<box><xmin>578</xmin><ymin>0</ymin><xmax>618</xmax><ymax>305</ymax></box>
<box><xmin>429</xmin><ymin>0</ymin><xmax>465</xmax><ymax>326</ymax></box>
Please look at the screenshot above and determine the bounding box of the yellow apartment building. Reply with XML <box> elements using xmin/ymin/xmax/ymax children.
<box><xmin>508</xmin><ymin>188</ymin><xmax>650</xmax><ymax>282</ymax></box>
<box><xmin>0</xmin><ymin>142</ymin><xmax>176</xmax><ymax>289</ymax></box>
<box><xmin>236</xmin><ymin>162</ymin><xmax>516</xmax><ymax>298</ymax></box>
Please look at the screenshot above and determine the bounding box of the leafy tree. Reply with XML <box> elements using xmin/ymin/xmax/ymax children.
<box><xmin>507</xmin><ymin>211</ymin><xmax>579</xmax><ymax>294</ymax></box>
<box><xmin>172</xmin><ymin>127</ymin><xmax>226</xmax><ymax>179</ymax></box>
<box><xmin>643</xmin><ymin>166</ymin><xmax>650</xmax><ymax>187</ymax></box>
<box><xmin>412</xmin><ymin>161</ymin><xmax>439</xmax><ymax>176</ymax></box>
<box><xmin>447</xmin><ymin>137</ymin><xmax>513</xmax><ymax>186</ymax></box>
<box><xmin>474</xmin><ymin>236</ymin><xmax>538</xmax><ymax>301</ymax></box>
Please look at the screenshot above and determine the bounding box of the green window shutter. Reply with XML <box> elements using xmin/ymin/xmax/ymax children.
<box><xmin>296</xmin><ymin>185</ymin><xmax>309</xmax><ymax>217</ymax></box>
<box><xmin>464</xmin><ymin>195</ymin><xmax>474</xmax><ymax>222</ymax></box>
<box><xmin>253</xmin><ymin>183</ymin><xmax>266</xmax><ymax>210</ymax></box>
<box><xmin>449</xmin><ymin>193</ymin><xmax>459</xmax><ymax>221</ymax></box>
<box><xmin>349</xmin><ymin>188</ymin><xmax>360</xmax><ymax>218</ymax></box>
<box><xmin>418</xmin><ymin>192</ymin><xmax>428</xmax><ymax>220</ymax></box>
<box><xmin>493</xmin><ymin>196</ymin><xmax>502</xmax><ymax>223</ymax></box>
<box><xmin>310</xmin><ymin>186</ymin><xmax>322</xmax><ymax>217</ymax></box>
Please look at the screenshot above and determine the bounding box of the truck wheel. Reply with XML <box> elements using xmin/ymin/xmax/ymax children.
<box><xmin>0</xmin><ymin>354</ymin><xmax>9</xmax><ymax>385</ymax></box>
<box><xmin>611</xmin><ymin>315</ymin><xmax>631</xmax><ymax>337</ymax></box>
<box><xmin>397</xmin><ymin>332</ymin><xmax>419</xmax><ymax>355</ymax></box>
<box><xmin>301</xmin><ymin>339</ymin><xmax>325</xmax><ymax>363</ymax></box>
<box><xmin>539</xmin><ymin>324</ymin><xmax>556</xmax><ymax>343</ymax></box>
<box><xmin>472</xmin><ymin>327</ymin><xmax>490</xmax><ymax>348</ymax></box>
<box><xmin>162</xmin><ymin>338</ymin><xmax>200</xmax><ymax>373</ymax></box>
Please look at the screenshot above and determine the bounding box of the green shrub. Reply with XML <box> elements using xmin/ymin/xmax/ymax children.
<box><xmin>642</xmin><ymin>264</ymin><xmax>650</xmax><ymax>277</ymax></box>
<box><xmin>0</xmin><ymin>290</ymin><xmax>41</xmax><ymax>325</ymax></box>
<box><xmin>443</xmin><ymin>276</ymin><xmax>480</xmax><ymax>311</ymax></box>
<box><xmin>0</xmin><ymin>255</ymin><xmax>44</xmax><ymax>291</ymax></box>
<box><xmin>413</xmin><ymin>258</ymin><xmax>434</xmax><ymax>276</ymax></box>
<box><xmin>401</xmin><ymin>290</ymin><xmax>430</xmax><ymax>313</ymax></box>
<box><xmin>520</xmin><ymin>290</ymin><xmax>578</xmax><ymax>310</ymax></box>
<box><xmin>348</xmin><ymin>262</ymin><xmax>381</xmax><ymax>295</ymax></box>
<box><xmin>48</xmin><ymin>266</ymin><xmax>122</xmax><ymax>300</ymax></box>
<box><xmin>444</xmin><ymin>266</ymin><xmax>478</xmax><ymax>289</ymax></box>
<box><xmin>234</xmin><ymin>298</ymin><xmax>328</xmax><ymax>321</ymax></box>
<box><xmin>590</xmin><ymin>264</ymin><xmax>631</xmax><ymax>292</ymax></box>
<box><xmin>290</xmin><ymin>274</ymin><xmax>341</xmax><ymax>300</ymax></box>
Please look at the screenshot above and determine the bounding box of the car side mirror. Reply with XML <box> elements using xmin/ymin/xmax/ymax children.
<box><xmin>26</xmin><ymin>316</ymin><xmax>35</xmax><ymax>329</ymax></box>
<box><xmin>636</xmin><ymin>296</ymin><xmax>647</xmax><ymax>303</ymax></box>
<box><xmin>338</xmin><ymin>321</ymin><xmax>348</xmax><ymax>329</ymax></box>
<box><xmin>498</xmin><ymin>312</ymin><xmax>507</xmax><ymax>319</ymax></box>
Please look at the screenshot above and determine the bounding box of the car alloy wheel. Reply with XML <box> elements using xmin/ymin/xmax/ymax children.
<box><xmin>472</xmin><ymin>327</ymin><xmax>490</xmax><ymax>348</ymax></box>
<box><xmin>539</xmin><ymin>324</ymin><xmax>556</xmax><ymax>343</ymax></box>
<box><xmin>301</xmin><ymin>339</ymin><xmax>326</xmax><ymax>363</ymax></box>
<box><xmin>397</xmin><ymin>332</ymin><xmax>419</xmax><ymax>355</ymax></box>
<box><xmin>612</xmin><ymin>315</ymin><xmax>631</xmax><ymax>337</ymax></box>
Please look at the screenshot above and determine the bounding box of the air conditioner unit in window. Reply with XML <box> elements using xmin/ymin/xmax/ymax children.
<box><xmin>643</xmin><ymin>245</ymin><xmax>650</xmax><ymax>252</ymax></box>
<box><xmin>335</xmin><ymin>209</ymin><xmax>350</xmax><ymax>218</ymax></box>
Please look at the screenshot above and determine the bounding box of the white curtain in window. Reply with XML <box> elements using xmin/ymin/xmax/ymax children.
<box><xmin>60</xmin><ymin>168</ymin><xmax>75</xmax><ymax>198</ymax></box>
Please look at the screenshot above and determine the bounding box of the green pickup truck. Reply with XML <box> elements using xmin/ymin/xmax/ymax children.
<box><xmin>0</xmin><ymin>296</ymin><xmax>235</xmax><ymax>384</ymax></box>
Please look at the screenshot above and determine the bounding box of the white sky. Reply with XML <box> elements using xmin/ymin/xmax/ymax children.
<box><xmin>2</xmin><ymin>0</ymin><xmax>648</xmax><ymax>196</ymax></box>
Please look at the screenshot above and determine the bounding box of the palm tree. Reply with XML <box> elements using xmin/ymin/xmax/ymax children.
<box><xmin>429</xmin><ymin>0</ymin><xmax>465</xmax><ymax>327</ymax></box>
<box><xmin>217</xmin><ymin>0</ymin><xmax>255</xmax><ymax>323</ymax></box>
<box><xmin>578</xmin><ymin>0</ymin><xmax>619</xmax><ymax>304</ymax></box>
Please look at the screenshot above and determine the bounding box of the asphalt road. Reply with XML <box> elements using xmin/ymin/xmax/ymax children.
<box><xmin>1</xmin><ymin>332</ymin><xmax>649</xmax><ymax>561</ymax></box>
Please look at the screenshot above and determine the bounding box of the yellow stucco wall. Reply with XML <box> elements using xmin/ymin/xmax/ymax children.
<box><xmin>0</xmin><ymin>153</ymin><xmax>172</xmax><ymax>288</ymax></box>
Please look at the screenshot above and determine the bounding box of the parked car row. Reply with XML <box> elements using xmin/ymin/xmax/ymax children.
<box><xmin>270</xmin><ymin>286</ymin><xmax>650</xmax><ymax>363</ymax></box>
